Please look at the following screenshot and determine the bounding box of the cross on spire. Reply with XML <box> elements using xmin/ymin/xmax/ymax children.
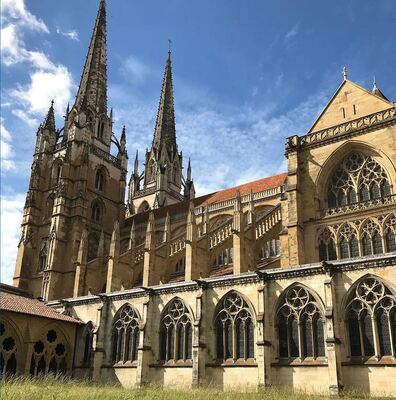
<box><xmin>342</xmin><ymin>66</ymin><xmax>348</xmax><ymax>81</ymax></box>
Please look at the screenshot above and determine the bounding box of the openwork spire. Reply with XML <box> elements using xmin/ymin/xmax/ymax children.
<box><xmin>42</xmin><ymin>100</ymin><xmax>56</xmax><ymax>132</ymax></box>
<box><xmin>152</xmin><ymin>49</ymin><xmax>176</xmax><ymax>154</ymax></box>
<box><xmin>74</xmin><ymin>0</ymin><xmax>107</xmax><ymax>114</ymax></box>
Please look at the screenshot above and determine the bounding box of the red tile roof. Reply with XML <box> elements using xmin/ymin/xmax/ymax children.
<box><xmin>0</xmin><ymin>288</ymin><xmax>82</xmax><ymax>324</ymax></box>
<box><xmin>126</xmin><ymin>172</ymin><xmax>287</xmax><ymax>226</ymax></box>
<box><xmin>195</xmin><ymin>172</ymin><xmax>288</xmax><ymax>206</ymax></box>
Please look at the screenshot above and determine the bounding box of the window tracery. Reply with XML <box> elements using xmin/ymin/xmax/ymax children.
<box><xmin>318</xmin><ymin>228</ymin><xmax>337</xmax><ymax>261</ymax></box>
<box><xmin>346</xmin><ymin>277</ymin><xmax>396</xmax><ymax>358</ymax></box>
<box><xmin>160</xmin><ymin>299</ymin><xmax>192</xmax><ymax>362</ymax></box>
<box><xmin>361</xmin><ymin>220</ymin><xmax>383</xmax><ymax>256</ymax></box>
<box><xmin>384</xmin><ymin>214</ymin><xmax>396</xmax><ymax>253</ymax></box>
<box><xmin>338</xmin><ymin>224</ymin><xmax>359</xmax><ymax>259</ymax></box>
<box><xmin>277</xmin><ymin>285</ymin><xmax>325</xmax><ymax>360</ymax></box>
<box><xmin>215</xmin><ymin>292</ymin><xmax>254</xmax><ymax>361</ymax></box>
<box><xmin>82</xmin><ymin>322</ymin><xmax>94</xmax><ymax>366</ymax></box>
<box><xmin>0</xmin><ymin>322</ymin><xmax>17</xmax><ymax>377</ymax></box>
<box><xmin>38</xmin><ymin>242</ymin><xmax>48</xmax><ymax>271</ymax></box>
<box><xmin>91</xmin><ymin>202</ymin><xmax>102</xmax><ymax>222</ymax></box>
<box><xmin>29</xmin><ymin>329</ymin><xmax>67</xmax><ymax>376</ymax></box>
<box><xmin>327</xmin><ymin>153</ymin><xmax>391</xmax><ymax>209</ymax></box>
<box><xmin>111</xmin><ymin>305</ymin><xmax>140</xmax><ymax>363</ymax></box>
<box><xmin>258</xmin><ymin>239</ymin><xmax>280</xmax><ymax>259</ymax></box>
<box><xmin>213</xmin><ymin>248</ymin><xmax>233</xmax><ymax>268</ymax></box>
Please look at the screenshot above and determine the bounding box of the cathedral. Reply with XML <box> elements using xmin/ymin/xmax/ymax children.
<box><xmin>1</xmin><ymin>0</ymin><xmax>395</xmax><ymax>395</ymax></box>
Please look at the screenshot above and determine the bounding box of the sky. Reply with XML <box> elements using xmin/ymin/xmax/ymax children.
<box><xmin>1</xmin><ymin>0</ymin><xmax>395</xmax><ymax>284</ymax></box>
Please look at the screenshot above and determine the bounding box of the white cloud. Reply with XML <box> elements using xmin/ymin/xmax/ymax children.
<box><xmin>56</xmin><ymin>27</ymin><xmax>79</xmax><ymax>41</ymax></box>
<box><xmin>122</xmin><ymin>55</ymin><xmax>154</xmax><ymax>84</ymax></box>
<box><xmin>1</xmin><ymin>0</ymin><xmax>49</xmax><ymax>33</ymax></box>
<box><xmin>11</xmin><ymin>67</ymin><xmax>73</xmax><ymax>116</ymax></box>
<box><xmin>11</xmin><ymin>109</ymin><xmax>39</xmax><ymax>128</ymax></box>
<box><xmin>285</xmin><ymin>24</ymin><xmax>299</xmax><ymax>41</ymax></box>
<box><xmin>0</xmin><ymin>120</ymin><xmax>16</xmax><ymax>171</ymax></box>
<box><xmin>0</xmin><ymin>192</ymin><xmax>25</xmax><ymax>284</ymax></box>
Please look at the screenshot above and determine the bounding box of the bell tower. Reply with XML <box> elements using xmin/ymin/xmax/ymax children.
<box><xmin>13</xmin><ymin>0</ymin><xmax>128</xmax><ymax>301</ymax></box>
<box><xmin>127</xmin><ymin>49</ymin><xmax>195</xmax><ymax>214</ymax></box>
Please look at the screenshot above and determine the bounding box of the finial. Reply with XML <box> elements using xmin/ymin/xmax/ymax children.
<box><xmin>168</xmin><ymin>39</ymin><xmax>172</xmax><ymax>54</ymax></box>
<box><xmin>51</xmin><ymin>99</ymin><xmax>54</xmax><ymax>107</ymax></box>
<box><xmin>373</xmin><ymin>76</ymin><xmax>377</xmax><ymax>90</ymax></box>
<box><xmin>342</xmin><ymin>66</ymin><xmax>347</xmax><ymax>81</ymax></box>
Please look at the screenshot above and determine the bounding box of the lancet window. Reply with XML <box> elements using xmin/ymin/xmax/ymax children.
<box><xmin>91</xmin><ymin>202</ymin><xmax>102</xmax><ymax>222</ymax></box>
<box><xmin>346</xmin><ymin>276</ymin><xmax>396</xmax><ymax>358</ymax></box>
<box><xmin>361</xmin><ymin>220</ymin><xmax>383</xmax><ymax>256</ymax></box>
<box><xmin>159</xmin><ymin>299</ymin><xmax>192</xmax><ymax>362</ymax></box>
<box><xmin>327</xmin><ymin>152</ymin><xmax>391</xmax><ymax>209</ymax></box>
<box><xmin>38</xmin><ymin>243</ymin><xmax>48</xmax><ymax>271</ymax></box>
<box><xmin>277</xmin><ymin>285</ymin><xmax>325</xmax><ymax>360</ymax></box>
<box><xmin>95</xmin><ymin>169</ymin><xmax>105</xmax><ymax>191</ymax></box>
<box><xmin>318</xmin><ymin>228</ymin><xmax>337</xmax><ymax>261</ymax></box>
<box><xmin>30</xmin><ymin>329</ymin><xmax>67</xmax><ymax>376</ymax></box>
<box><xmin>111</xmin><ymin>305</ymin><xmax>140</xmax><ymax>363</ymax></box>
<box><xmin>338</xmin><ymin>224</ymin><xmax>359</xmax><ymax>259</ymax></box>
<box><xmin>385</xmin><ymin>214</ymin><xmax>396</xmax><ymax>253</ymax></box>
<box><xmin>215</xmin><ymin>292</ymin><xmax>255</xmax><ymax>361</ymax></box>
<box><xmin>175</xmin><ymin>256</ymin><xmax>185</xmax><ymax>273</ymax></box>
<box><xmin>0</xmin><ymin>322</ymin><xmax>17</xmax><ymax>377</ymax></box>
<box><xmin>87</xmin><ymin>232</ymin><xmax>100</xmax><ymax>262</ymax></box>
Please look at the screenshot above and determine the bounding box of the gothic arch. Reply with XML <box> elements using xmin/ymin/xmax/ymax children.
<box><xmin>274</xmin><ymin>283</ymin><xmax>326</xmax><ymax>359</ymax></box>
<box><xmin>213</xmin><ymin>290</ymin><xmax>256</xmax><ymax>361</ymax></box>
<box><xmin>111</xmin><ymin>303</ymin><xmax>141</xmax><ymax>364</ymax></box>
<box><xmin>343</xmin><ymin>274</ymin><xmax>396</xmax><ymax>358</ymax></box>
<box><xmin>272</xmin><ymin>282</ymin><xmax>325</xmax><ymax>319</ymax></box>
<box><xmin>0</xmin><ymin>317</ymin><xmax>23</xmax><ymax>376</ymax></box>
<box><xmin>90</xmin><ymin>198</ymin><xmax>106</xmax><ymax>223</ymax></box>
<box><xmin>159</xmin><ymin>297</ymin><xmax>194</xmax><ymax>362</ymax></box>
<box><xmin>315</xmin><ymin>141</ymin><xmax>395</xmax><ymax>208</ymax></box>
<box><xmin>137</xmin><ymin>201</ymin><xmax>150</xmax><ymax>214</ymax></box>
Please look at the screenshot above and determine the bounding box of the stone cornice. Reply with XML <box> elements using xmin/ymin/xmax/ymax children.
<box><xmin>285</xmin><ymin>107</ymin><xmax>396</xmax><ymax>154</ymax></box>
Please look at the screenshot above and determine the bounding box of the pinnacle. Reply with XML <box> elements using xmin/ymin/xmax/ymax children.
<box><xmin>42</xmin><ymin>100</ymin><xmax>56</xmax><ymax>132</ymax></box>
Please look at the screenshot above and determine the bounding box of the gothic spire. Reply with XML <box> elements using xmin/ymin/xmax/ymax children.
<box><xmin>152</xmin><ymin>48</ymin><xmax>176</xmax><ymax>155</ymax></box>
<box><xmin>42</xmin><ymin>100</ymin><xmax>56</xmax><ymax>132</ymax></box>
<box><xmin>74</xmin><ymin>0</ymin><xmax>107</xmax><ymax>115</ymax></box>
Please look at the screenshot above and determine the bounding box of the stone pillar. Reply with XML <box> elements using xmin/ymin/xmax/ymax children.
<box><xmin>322</xmin><ymin>262</ymin><xmax>343</xmax><ymax>396</ymax></box>
<box><xmin>192</xmin><ymin>289</ymin><xmax>205</xmax><ymax>387</ymax></box>
<box><xmin>106</xmin><ymin>221</ymin><xmax>121</xmax><ymax>292</ymax></box>
<box><xmin>73</xmin><ymin>230</ymin><xmax>88</xmax><ymax>297</ymax></box>
<box><xmin>185</xmin><ymin>201</ymin><xmax>198</xmax><ymax>281</ymax></box>
<box><xmin>256</xmin><ymin>272</ymin><xmax>270</xmax><ymax>388</ymax></box>
<box><xmin>136</xmin><ymin>293</ymin><xmax>152</xmax><ymax>387</ymax></box>
<box><xmin>92</xmin><ymin>295</ymin><xmax>109</xmax><ymax>383</ymax></box>
<box><xmin>232</xmin><ymin>191</ymin><xmax>246</xmax><ymax>274</ymax></box>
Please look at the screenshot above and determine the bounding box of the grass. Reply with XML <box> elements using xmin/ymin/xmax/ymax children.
<box><xmin>0</xmin><ymin>376</ymin><xmax>390</xmax><ymax>400</ymax></box>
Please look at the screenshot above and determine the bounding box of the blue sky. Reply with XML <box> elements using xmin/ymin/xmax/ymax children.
<box><xmin>1</xmin><ymin>0</ymin><xmax>395</xmax><ymax>283</ymax></box>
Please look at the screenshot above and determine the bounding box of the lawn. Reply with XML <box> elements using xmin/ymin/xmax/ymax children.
<box><xmin>0</xmin><ymin>377</ymin><xmax>387</xmax><ymax>400</ymax></box>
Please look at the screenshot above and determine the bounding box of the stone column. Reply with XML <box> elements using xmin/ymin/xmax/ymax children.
<box><xmin>185</xmin><ymin>201</ymin><xmax>198</xmax><ymax>281</ymax></box>
<box><xmin>136</xmin><ymin>293</ymin><xmax>152</xmax><ymax>387</ymax></box>
<box><xmin>232</xmin><ymin>191</ymin><xmax>246</xmax><ymax>274</ymax></box>
<box><xmin>322</xmin><ymin>262</ymin><xmax>343</xmax><ymax>396</ymax></box>
<box><xmin>143</xmin><ymin>212</ymin><xmax>158</xmax><ymax>286</ymax></box>
<box><xmin>192</xmin><ymin>288</ymin><xmax>205</xmax><ymax>387</ymax></box>
<box><xmin>73</xmin><ymin>230</ymin><xmax>88</xmax><ymax>297</ymax></box>
<box><xmin>92</xmin><ymin>295</ymin><xmax>109</xmax><ymax>383</ymax></box>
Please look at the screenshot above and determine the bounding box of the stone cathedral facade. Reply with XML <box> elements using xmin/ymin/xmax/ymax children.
<box><xmin>1</xmin><ymin>0</ymin><xmax>396</xmax><ymax>396</ymax></box>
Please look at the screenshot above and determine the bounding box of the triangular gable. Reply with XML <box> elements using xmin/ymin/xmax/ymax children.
<box><xmin>308</xmin><ymin>79</ymin><xmax>392</xmax><ymax>133</ymax></box>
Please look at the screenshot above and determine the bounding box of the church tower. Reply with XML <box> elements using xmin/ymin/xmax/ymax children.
<box><xmin>13</xmin><ymin>0</ymin><xmax>128</xmax><ymax>301</ymax></box>
<box><xmin>127</xmin><ymin>49</ymin><xmax>195</xmax><ymax>214</ymax></box>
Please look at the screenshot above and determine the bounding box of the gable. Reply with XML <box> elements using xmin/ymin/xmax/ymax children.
<box><xmin>309</xmin><ymin>80</ymin><xmax>392</xmax><ymax>133</ymax></box>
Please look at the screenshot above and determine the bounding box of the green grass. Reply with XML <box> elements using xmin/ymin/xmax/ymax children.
<box><xmin>0</xmin><ymin>376</ymin><xmax>389</xmax><ymax>400</ymax></box>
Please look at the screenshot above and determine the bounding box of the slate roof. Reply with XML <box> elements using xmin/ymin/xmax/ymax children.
<box><xmin>0</xmin><ymin>285</ymin><xmax>82</xmax><ymax>324</ymax></box>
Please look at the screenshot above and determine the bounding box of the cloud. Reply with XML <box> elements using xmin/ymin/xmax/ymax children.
<box><xmin>56</xmin><ymin>27</ymin><xmax>79</xmax><ymax>41</ymax></box>
<box><xmin>11</xmin><ymin>67</ymin><xmax>73</xmax><ymax>117</ymax></box>
<box><xmin>1</xmin><ymin>0</ymin><xmax>49</xmax><ymax>33</ymax></box>
<box><xmin>285</xmin><ymin>24</ymin><xmax>299</xmax><ymax>41</ymax></box>
<box><xmin>0</xmin><ymin>120</ymin><xmax>16</xmax><ymax>171</ymax></box>
<box><xmin>0</xmin><ymin>192</ymin><xmax>25</xmax><ymax>284</ymax></box>
<box><xmin>121</xmin><ymin>55</ymin><xmax>155</xmax><ymax>85</ymax></box>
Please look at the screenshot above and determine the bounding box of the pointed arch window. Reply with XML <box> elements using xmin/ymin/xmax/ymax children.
<box><xmin>0</xmin><ymin>322</ymin><xmax>17</xmax><ymax>377</ymax></box>
<box><xmin>213</xmin><ymin>248</ymin><xmax>233</xmax><ymax>268</ymax></box>
<box><xmin>111</xmin><ymin>305</ymin><xmax>140</xmax><ymax>363</ymax></box>
<box><xmin>327</xmin><ymin>152</ymin><xmax>391</xmax><ymax>209</ymax></box>
<box><xmin>338</xmin><ymin>224</ymin><xmax>360</xmax><ymax>260</ymax></box>
<box><xmin>38</xmin><ymin>243</ymin><xmax>48</xmax><ymax>271</ymax></box>
<box><xmin>385</xmin><ymin>214</ymin><xmax>396</xmax><ymax>253</ymax></box>
<box><xmin>318</xmin><ymin>228</ymin><xmax>337</xmax><ymax>261</ymax></box>
<box><xmin>346</xmin><ymin>277</ymin><xmax>396</xmax><ymax>358</ymax></box>
<box><xmin>361</xmin><ymin>220</ymin><xmax>383</xmax><ymax>256</ymax></box>
<box><xmin>91</xmin><ymin>202</ymin><xmax>102</xmax><ymax>222</ymax></box>
<box><xmin>159</xmin><ymin>299</ymin><xmax>192</xmax><ymax>362</ymax></box>
<box><xmin>215</xmin><ymin>292</ymin><xmax>255</xmax><ymax>361</ymax></box>
<box><xmin>277</xmin><ymin>285</ymin><xmax>325</xmax><ymax>360</ymax></box>
<box><xmin>95</xmin><ymin>169</ymin><xmax>105</xmax><ymax>191</ymax></box>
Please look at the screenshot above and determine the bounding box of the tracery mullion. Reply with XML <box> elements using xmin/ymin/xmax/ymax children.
<box><xmin>232</xmin><ymin>320</ymin><xmax>237</xmax><ymax>361</ymax></box>
<box><xmin>243</xmin><ymin>320</ymin><xmax>247</xmax><ymax>360</ymax></box>
<box><xmin>222</xmin><ymin>321</ymin><xmax>226</xmax><ymax>360</ymax></box>
<box><xmin>371</xmin><ymin>312</ymin><xmax>381</xmax><ymax>358</ymax></box>
<box><xmin>297</xmin><ymin>316</ymin><xmax>303</xmax><ymax>361</ymax></box>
